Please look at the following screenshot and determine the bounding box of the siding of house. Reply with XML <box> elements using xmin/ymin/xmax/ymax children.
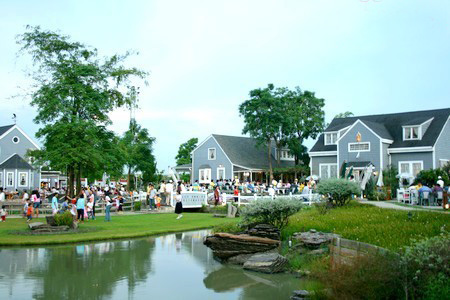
<box><xmin>390</xmin><ymin>152</ymin><xmax>434</xmax><ymax>171</ymax></box>
<box><xmin>0</xmin><ymin>127</ymin><xmax>37</xmax><ymax>162</ymax></box>
<box><xmin>338</xmin><ymin>122</ymin><xmax>381</xmax><ymax>170</ymax></box>
<box><xmin>192</xmin><ymin>136</ymin><xmax>233</xmax><ymax>182</ymax></box>
<box><xmin>310</xmin><ymin>156</ymin><xmax>337</xmax><ymax>176</ymax></box>
<box><xmin>382</xmin><ymin>142</ymin><xmax>390</xmax><ymax>170</ymax></box>
<box><xmin>434</xmin><ymin>117</ymin><xmax>450</xmax><ymax>167</ymax></box>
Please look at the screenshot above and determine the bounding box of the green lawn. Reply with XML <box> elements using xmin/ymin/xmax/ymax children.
<box><xmin>283</xmin><ymin>202</ymin><xmax>449</xmax><ymax>251</ymax></box>
<box><xmin>0</xmin><ymin>213</ymin><xmax>239</xmax><ymax>246</ymax></box>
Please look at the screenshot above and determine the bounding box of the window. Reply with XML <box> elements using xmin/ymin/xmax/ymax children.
<box><xmin>403</xmin><ymin>126</ymin><xmax>420</xmax><ymax>140</ymax></box>
<box><xmin>319</xmin><ymin>163</ymin><xmax>338</xmax><ymax>179</ymax></box>
<box><xmin>7</xmin><ymin>172</ymin><xmax>14</xmax><ymax>187</ymax></box>
<box><xmin>280</xmin><ymin>150</ymin><xmax>294</xmax><ymax>160</ymax></box>
<box><xmin>217</xmin><ymin>167</ymin><xmax>225</xmax><ymax>180</ymax></box>
<box><xmin>208</xmin><ymin>148</ymin><xmax>216</xmax><ymax>160</ymax></box>
<box><xmin>440</xmin><ymin>159</ymin><xmax>449</xmax><ymax>168</ymax></box>
<box><xmin>399</xmin><ymin>161</ymin><xmax>423</xmax><ymax>177</ymax></box>
<box><xmin>348</xmin><ymin>142</ymin><xmax>370</xmax><ymax>152</ymax></box>
<box><xmin>324</xmin><ymin>132</ymin><xmax>338</xmax><ymax>145</ymax></box>
<box><xmin>199</xmin><ymin>168</ymin><xmax>211</xmax><ymax>183</ymax></box>
<box><xmin>19</xmin><ymin>172</ymin><xmax>28</xmax><ymax>187</ymax></box>
<box><xmin>12</xmin><ymin>136</ymin><xmax>20</xmax><ymax>144</ymax></box>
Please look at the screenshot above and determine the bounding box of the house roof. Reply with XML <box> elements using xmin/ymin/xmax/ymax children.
<box><xmin>311</xmin><ymin>108</ymin><xmax>450</xmax><ymax>152</ymax></box>
<box><xmin>0</xmin><ymin>154</ymin><xmax>33</xmax><ymax>169</ymax></box>
<box><xmin>0</xmin><ymin>125</ymin><xmax>14</xmax><ymax>137</ymax></box>
<box><xmin>212</xmin><ymin>134</ymin><xmax>295</xmax><ymax>170</ymax></box>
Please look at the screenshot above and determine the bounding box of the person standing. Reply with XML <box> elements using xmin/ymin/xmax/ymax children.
<box><xmin>31</xmin><ymin>190</ymin><xmax>41</xmax><ymax>219</ymax></box>
<box><xmin>51</xmin><ymin>191</ymin><xmax>59</xmax><ymax>216</ymax></box>
<box><xmin>165</xmin><ymin>180</ymin><xmax>174</xmax><ymax>205</ymax></box>
<box><xmin>76</xmin><ymin>193</ymin><xmax>85</xmax><ymax>223</ymax></box>
<box><xmin>437</xmin><ymin>176</ymin><xmax>444</xmax><ymax>188</ymax></box>
<box><xmin>0</xmin><ymin>205</ymin><xmax>7</xmax><ymax>222</ymax></box>
<box><xmin>105</xmin><ymin>194</ymin><xmax>112</xmax><ymax>222</ymax></box>
<box><xmin>159</xmin><ymin>181</ymin><xmax>166</xmax><ymax>205</ymax></box>
<box><xmin>148</xmin><ymin>184</ymin><xmax>156</xmax><ymax>211</ymax></box>
<box><xmin>26</xmin><ymin>202</ymin><xmax>33</xmax><ymax>222</ymax></box>
<box><xmin>175</xmin><ymin>191</ymin><xmax>183</xmax><ymax>219</ymax></box>
<box><xmin>214</xmin><ymin>186</ymin><xmax>220</xmax><ymax>206</ymax></box>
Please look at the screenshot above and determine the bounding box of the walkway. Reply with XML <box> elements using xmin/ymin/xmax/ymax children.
<box><xmin>359</xmin><ymin>200</ymin><xmax>448</xmax><ymax>213</ymax></box>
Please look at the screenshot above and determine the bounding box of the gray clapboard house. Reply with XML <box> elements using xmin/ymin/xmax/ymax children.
<box><xmin>309</xmin><ymin>108</ymin><xmax>450</xmax><ymax>180</ymax></box>
<box><xmin>0</xmin><ymin>124</ymin><xmax>41</xmax><ymax>191</ymax></box>
<box><xmin>188</xmin><ymin>134</ymin><xmax>296</xmax><ymax>184</ymax></box>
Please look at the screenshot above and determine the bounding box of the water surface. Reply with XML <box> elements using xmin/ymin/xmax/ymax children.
<box><xmin>0</xmin><ymin>230</ymin><xmax>306</xmax><ymax>299</ymax></box>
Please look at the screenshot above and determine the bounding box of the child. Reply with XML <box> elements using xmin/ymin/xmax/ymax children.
<box><xmin>0</xmin><ymin>205</ymin><xmax>7</xmax><ymax>222</ymax></box>
<box><xmin>233</xmin><ymin>186</ymin><xmax>239</xmax><ymax>202</ymax></box>
<box><xmin>175</xmin><ymin>191</ymin><xmax>183</xmax><ymax>220</ymax></box>
<box><xmin>87</xmin><ymin>198</ymin><xmax>94</xmax><ymax>220</ymax></box>
<box><xmin>156</xmin><ymin>195</ymin><xmax>161</xmax><ymax>209</ymax></box>
<box><xmin>23</xmin><ymin>200</ymin><xmax>29</xmax><ymax>218</ymax></box>
<box><xmin>26</xmin><ymin>204</ymin><xmax>33</xmax><ymax>222</ymax></box>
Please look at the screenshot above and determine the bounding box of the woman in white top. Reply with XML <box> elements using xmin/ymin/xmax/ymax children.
<box><xmin>105</xmin><ymin>194</ymin><xmax>112</xmax><ymax>222</ymax></box>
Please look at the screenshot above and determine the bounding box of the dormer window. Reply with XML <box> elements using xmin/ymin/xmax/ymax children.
<box><xmin>280</xmin><ymin>150</ymin><xmax>294</xmax><ymax>160</ymax></box>
<box><xmin>403</xmin><ymin>126</ymin><xmax>421</xmax><ymax>141</ymax></box>
<box><xmin>324</xmin><ymin>132</ymin><xmax>338</xmax><ymax>145</ymax></box>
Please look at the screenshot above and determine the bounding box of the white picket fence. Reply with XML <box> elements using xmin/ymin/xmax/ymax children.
<box><xmin>218</xmin><ymin>191</ymin><xmax>322</xmax><ymax>206</ymax></box>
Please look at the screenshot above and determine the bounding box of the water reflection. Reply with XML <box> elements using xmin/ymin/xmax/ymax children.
<box><xmin>0</xmin><ymin>230</ymin><xmax>304</xmax><ymax>300</ymax></box>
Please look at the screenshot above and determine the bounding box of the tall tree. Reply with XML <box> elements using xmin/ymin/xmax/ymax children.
<box><xmin>175</xmin><ymin>138</ymin><xmax>198</xmax><ymax>165</ymax></box>
<box><xmin>18</xmin><ymin>26</ymin><xmax>147</xmax><ymax>196</ymax></box>
<box><xmin>239</xmin><ymin>84</ymin><xmax>286</xmax><ymax>181</ymax></box>
<box><xmin>120</xmin><ymin>119</ymin><xmax>157</xmax><ymax>190</ymax></box>
<box><xmin>285</xmin><ymin>88</ymin><xmax>325</xmax><ymax>165</ymax></box>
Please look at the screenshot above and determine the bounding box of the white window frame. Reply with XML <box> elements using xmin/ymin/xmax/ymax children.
<box><xmin>280</xmin><ymin>150</ymin><xmax>295</xmax><ymax>161</ymax></box>
<box><xmin>319</xmin><ymin>163</ymin><xmax>338</xmax><ymax>179</ymax></box>
<box><xmin>398</xmin><ymin>161</ymin><xmax>423</xmax><ymax>178</ymax></box>
<box><xmin>348</xmin><ymin>142</ymin><xmax>371</xmax><ymax>152</ymax></box>
<box><xmin>12</xmin><ymin>136</ymin><xmax>20</xmax><ymax>144</ymax></box>
<box><xmin>324</xmin><ymin>132</ymin><xmax>338</xmax><ymax>145</ymax></box>
<box><xmin>18</xmin><ymin>172</ymin><xmax>28</xmax><ymax>187</ymax></box>
<box><xmin>207</xmin><ymin>148</ymin><xmax>216</xmax><ymax>160</ymax></box>
<box><xmin>199</xmin><ymin>168</ymin><xmax>211</xmax><ymax>183</ymax></box>
<box><xmin>439</xmin><ymin>159</ymin><xmax>449</xmax><ymax>168</ymax></box>
<box><xmin>217</xmin><ymin>167</ymin><xmax>225</xmax><ymax>180</ymax></box>
<box><xmin>402</xmin><ymin>126</ymin><xmax>421</xmax><ymax>141</ymax></box>
<box><xmin>6</xmin><ymin>172</ymin><xmax>14</xmax><ymax>187</ymax></box>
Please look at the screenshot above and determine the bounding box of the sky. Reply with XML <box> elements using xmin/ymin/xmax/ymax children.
<box><xmin>1</xmin><ymin>0</ymin><xmax>449</xmax><ymax>174</ymax></box>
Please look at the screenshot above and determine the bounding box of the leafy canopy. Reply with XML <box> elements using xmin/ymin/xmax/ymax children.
<box><xmin>175</xmin><ymin>138</ymin><xmax>198</xmax><ymax>165</ymax></box>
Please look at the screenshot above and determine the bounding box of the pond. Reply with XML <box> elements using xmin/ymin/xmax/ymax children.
<box><xmin>0</xmin><ymin>230</ymin><xmax>309</xmax><ymax>300</ymax></box>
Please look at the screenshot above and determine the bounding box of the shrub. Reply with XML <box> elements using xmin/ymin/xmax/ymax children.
<box><xmin>240</xmin><ymin>197</ymin><xmax>303</xmax><ymax>230</ymax></box>
<box><xmin>403</xmin><ymin>233</ymin><xmax>450</xmax><ymax>299</ymax></box>
<box><xmin>54</xmin><ymin>211</ymin><xmax>74</xmax><ymax>227</ymax></box>
<box><xmin>212</xmin><ymin>222</ymin><xmax>244</xmax><ymax>234</ymax></box>
<box><xmin>134</xmin><ymin>201</ymin><xmax>141</xmax><ymax>211</ymax></box>
<box><xmin>383</xmin><ymin>165</ymin><xmax>399</xmax><ymax>198</ymax></box>
<box><xmin>316</xmin><ymin>178</ymin><xmax>360</xmax><ymax>206</ymax></box>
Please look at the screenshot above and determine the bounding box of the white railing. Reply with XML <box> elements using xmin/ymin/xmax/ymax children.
<box><xmin>219</xmin><ymin>191</ymin><xmax>322</xmax><ymax>206</ymax></box>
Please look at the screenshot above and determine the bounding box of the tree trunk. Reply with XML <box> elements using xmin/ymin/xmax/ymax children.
<box><xmin>127</xmin><ymin>165</ymin><xmax>132</xmax><ymax>192</ymax></box>
<box><xmin>75</xmin><ymin>164</ymin><xmax>82</xmax><ymax>196</ymax></box>
<box><xmin>267</xmin><ymin>142</ymin><xmax>273</xmax><ymax>182</ymax></box>
<box><xmin>67</xmin><ymin>165</ymin><xmax>75</xmax><ymax>198</ymax></box>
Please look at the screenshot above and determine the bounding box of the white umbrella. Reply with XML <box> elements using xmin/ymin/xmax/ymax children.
<box><xmin>376</xmin><ymin>169</ymin><xmax>384</xmax><ymax>187</ymax></box>
<box><xmin>360</xmin><ymin>164</ymin><xmax>374</xmax><ymax>190</ymax></box>
<box><xmin>306</xmin><ymin>175</ymin><xmax>319</xmax><ymax>181</ymax></box>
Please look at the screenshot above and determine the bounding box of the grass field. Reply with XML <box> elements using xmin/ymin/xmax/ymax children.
<box><xmin>283</xmin><ymin>202</ymin><xmax>449</xmax><ymax>251</ymax></box>
<box><xmin>0</xmin><ymin>213</ymin><xmax>239</xmax><ymax>246</ymax></box>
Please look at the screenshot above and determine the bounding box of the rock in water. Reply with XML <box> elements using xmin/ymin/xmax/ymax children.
<box><xmin>204</xmin><ymin>233</ymin><xmax>280</xmax><ymax>259</ymax></box>
<box><xmin>293</xmin><ymin>229</ymin><xmax>340</xmax><ymax>249</ymax></box>
<box><xmin>28</xmin><ymin>222</ymin><xmax>46</xmax><ymax>230</ymax></box>
<box><xmin>291</xmin><ymin>290</ymin><xmax>311</xmax><ymax>299</ymax></box>
<box><xmin>246</xmin><ymin>224</ymin><xmax>280</xmax><ymax>240</ymax></box>
<box><xmin>243</xmin><ymin>252</ymin><xmax>288</xmax><ymax>273</ymax></box>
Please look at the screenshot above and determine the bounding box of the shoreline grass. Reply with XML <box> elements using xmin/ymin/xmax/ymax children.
<box><xmin>283</xmin><ymin>202</ymin><xmax>449</xmax><ymax>251</ymax></box>
<box><xmin>0</xmin><ymin>213</ymin><xmax>239</xmax><ymax>247</ymax></box>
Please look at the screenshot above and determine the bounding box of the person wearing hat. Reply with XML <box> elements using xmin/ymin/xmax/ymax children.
<box><xmin>51</xmin><ymin>191</ymin><xmax>59</xmax><ymax>216</ymax></box>
<box><xmin>437</xmin><ymin>176</ymin><xmax>444</xmax><ymax>188</ymax></box>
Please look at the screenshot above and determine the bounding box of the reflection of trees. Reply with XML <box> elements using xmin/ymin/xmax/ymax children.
<box><xmin>27</xmin><ymin>238</ymin><xmax>155</xmax><ymax>300</ymax></box>
<box><xmin>204</xmin><ymin>266</ymin><xmax>303</xmax><ymax>299</ymax></box>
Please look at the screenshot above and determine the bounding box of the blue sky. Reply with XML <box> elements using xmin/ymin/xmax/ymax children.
<box><xmin>1</xmin><ymin>0</ymin><xmax>449</xmax><ymax>173</ymax></box>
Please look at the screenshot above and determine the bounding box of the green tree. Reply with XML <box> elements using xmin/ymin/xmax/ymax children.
<box><xmin>239</xmin><ymin>84</ymin><xmax>285</xmax><ymax>181</ymax></box>
<box><xmin>175</xmin><ymin>138</ymin><xmax>198</xmax><ymax>165</ymax></box>
<box><xmin>285</xmin><ymin>89</ymin><xmax>325</xmax><ymax>165</ymax></box>
<box><xmin>120</xmin><ymin>119</ymin><xmax>157</xmax><ymax>190</ymax></box>
<box><xmin>18</xmin><ymin>26</ymin><xmax>147</xmax><ymax>196</ymax></box>
<box><xmin>335</xmin><ymin>111</ymin><xmax>354</xmax><ymax>118</ymax></box>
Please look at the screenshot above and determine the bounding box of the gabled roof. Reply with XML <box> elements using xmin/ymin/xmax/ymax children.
<box><xmin>311</xmin><ymin>108</ymin><xmax>450</xmax><ymax>152</ymax></box>
<box><xmin>0</xmin><ymin>154</ymin><xmax>33</xmax><ymax>169</ymax></box>
<box><xmin>0</xmin><ymin>125</ymin><xmax>14</xmax><ymax>136</ymax></box>
<box><xmin>212</xmin><ymin>134</ymin><xmax>295</xmax><ymax>170</ymax></box>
